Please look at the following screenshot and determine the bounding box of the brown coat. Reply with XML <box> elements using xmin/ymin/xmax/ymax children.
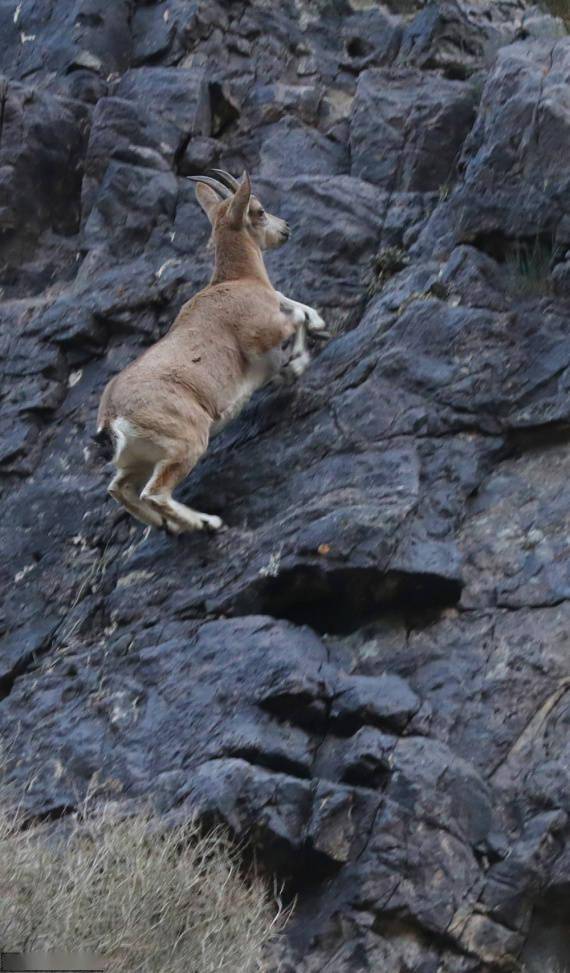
<box><xmin>95</xmin><ymin>171</ymin><xmax>315</xmax><ymax>535</ymax></box>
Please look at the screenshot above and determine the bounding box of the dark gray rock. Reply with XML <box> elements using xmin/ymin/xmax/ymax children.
<box><xmin>82</xmin><ymin>162</ymin><xmax>179</xmax><ymax>256</ymax></box>
<box><xmin>398</xmin><ymin>0</ymin><xmax>536</xmax><ymax>78</ymax></box>
<box><xmin>0</xmin><ymin>1</ymin><xmax>569</xmax><ymax>970</ymax></box>
<box><xmin>0</xmin><ymin>0</ymin><xmax>132</xmax><ymax>83</ymax></box>
<box><xmin>350</xmin><ymin>67</ymin><xmax>477</xmax><ymax>190</ymax></box>
<box><xmin>340</xmin><ymin>7</ymin><xmax>403</xmax><ymax>72</ymax></box>
<box><xmin>415</xmin><ymin>37</ymin><xmax>570</xmax><ymax>260</ymax></box>
<box><xmin>331</xmin><ymin>672</ymin><xmax>420</xmax><ymax>731</ymax></box>
<box><xmin>0</xmin><ymin>80</ymin><xmax>88</xmax><ymax>294</ymax></box>
<box><xmin>114</xmin><ymin>67</ymin><xmax>209</xmax><ymax>137</ymax></box>
<box><xmin>259</xmin><ymin>116</ymin><xmax>348</xmax><ymax>178</ymax></box>
<box><xmin>459</xmin><ymin>442</ymin><xmax>570</xmax><ymax>609</ymax></box>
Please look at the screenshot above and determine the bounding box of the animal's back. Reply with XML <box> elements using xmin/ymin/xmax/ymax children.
<box><xmin>98</xmin><ymin>281</ymin><xmax>276</xmax><ymax>438</ymax></box>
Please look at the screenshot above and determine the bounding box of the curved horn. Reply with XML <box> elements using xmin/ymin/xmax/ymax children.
<box><xmin>209</xmin><ymin>168</ymin><xmax>240</xmax><ymax>192</ymax></box>
<box><xmin>186</xmin><ymin>175</ymin><xmax>232</xmax><ymax>199</ymax></box>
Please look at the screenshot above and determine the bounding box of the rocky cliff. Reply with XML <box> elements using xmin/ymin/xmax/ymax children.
<box><xmin>1</xmin><ymin>1</ymin><xmax>569</xmax><ymax>969</ymax></box>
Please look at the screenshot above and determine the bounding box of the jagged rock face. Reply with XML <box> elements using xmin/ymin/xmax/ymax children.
<box><xmin>0</xmin><ymin>1</ymin><xmax>569</xmax><ymax>970</ymax></box>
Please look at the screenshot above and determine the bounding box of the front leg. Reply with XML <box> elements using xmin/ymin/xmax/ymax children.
<box><xmin>283</xmin><ymin>322</ymin><xmax>311</xmax><ymax>381</ymax></box>
<box><xmin>275</xmin><ymin>296</ymin><xmax>311</xmax><ymax>381</ymax></box>
<box><xmin>277</xmin><ymin>292</ymin><xmax>327</xmax><ymax>334</ymax></box>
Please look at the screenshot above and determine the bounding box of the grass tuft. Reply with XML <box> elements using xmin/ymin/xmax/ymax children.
<box><xmin>504</xmin><ymin>237</ymin><xmax>558</xmax><ymax>297</ymax></box>
<box><xmin>0</xmin><ymin>799</ymin><xmax>286</xmax><ymax>972</ymax></box>
<box><xmin>368</xmin><ymin>246</ymin><xmax>409</xmax><ymax>297</ymax></box>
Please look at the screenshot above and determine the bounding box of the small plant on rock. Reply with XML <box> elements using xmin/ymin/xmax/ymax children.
<box><xmin>504</xmin><ymin>236</ymin><xmax>559</xmax><ymax>297</ymax></box>
<box><xmin>368</xmin><ymin>246</ymin><xmax>409</xmax><ymax>296</ymax></box>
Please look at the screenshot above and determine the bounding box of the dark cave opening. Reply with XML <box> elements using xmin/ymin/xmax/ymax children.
<box><xmin>345</xmin><ymin>37</ymin><xmax>370</xmax><ymax>59</ymax></box>
<box><xmin>231</xmin><ymin>564</ymin><xmax>462</xmax><ymax>635</ymax></box>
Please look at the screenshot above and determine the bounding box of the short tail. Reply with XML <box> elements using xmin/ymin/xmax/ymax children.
<box><xmin>91</xmin><ymin>426</ymin><xmax>113</xmax><ymax>462</ymax></box>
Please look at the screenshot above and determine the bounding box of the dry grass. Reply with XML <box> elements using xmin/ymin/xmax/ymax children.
<box><xmin>0</xmin><ymin>800</ymin><xmax>286</xmax><ymax>972</ymax></box>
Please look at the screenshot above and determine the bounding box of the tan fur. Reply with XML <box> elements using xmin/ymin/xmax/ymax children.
<box><xmin>97</xmin><ymin>171</ymin><xmax>325</xmax><ymax>533</ymax></box>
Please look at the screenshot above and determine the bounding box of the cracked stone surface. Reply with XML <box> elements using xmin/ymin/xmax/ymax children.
<box><xmin>0</xmin><ymin>1</ymin><xmax>569</xmax><ymax>970</ymax></box>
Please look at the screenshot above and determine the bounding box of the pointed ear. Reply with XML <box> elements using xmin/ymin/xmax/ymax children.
<box><xmin>227</xmin><ymin>170</ymin><xmax>251</xmax><ymax>229</ymax></box>
<box><xmin>195</xmin><ymin>183</ymin><xmax>221</xmax><ymax>225</ymax></box>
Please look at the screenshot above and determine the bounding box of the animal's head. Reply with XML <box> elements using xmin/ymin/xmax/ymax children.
<box><xmin>190</xmin><ymin>169</ymin><xmax>290</xmax><ymax>250</ymax></box>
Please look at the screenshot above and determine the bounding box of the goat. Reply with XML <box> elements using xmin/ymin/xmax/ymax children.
<box><xmin>96</xmin><ymin>169</ymin><xmax>326</xmax><ymax>534</ymax></box>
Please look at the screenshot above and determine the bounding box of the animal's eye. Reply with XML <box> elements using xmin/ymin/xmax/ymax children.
<box><xmin>249</xmin><ymin>205</ymin><xmax>266</xmax><ymax>224</ymax></box>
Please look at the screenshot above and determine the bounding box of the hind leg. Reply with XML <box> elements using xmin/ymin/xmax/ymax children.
<box><xmin>107</xmin><ymin>418</ymin><xmax>186</xmax><ymax>533</ymax></box>
<box><xmin>108</xmin><ymin>469</ymin><xmax>166</xmax><ymax>529</ymax></box>
<box><xmin>140</xmin><ymin>457</ymin><xmax>223</xmax><ymax>533</ymax></box>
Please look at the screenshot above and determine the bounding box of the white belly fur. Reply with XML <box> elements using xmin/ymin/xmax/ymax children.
<box><xmin>211</xmin><ymin>349</ymin><xmax>281</xmax><ymax>437</ymax></box>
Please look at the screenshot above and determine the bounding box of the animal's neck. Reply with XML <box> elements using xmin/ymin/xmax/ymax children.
<box><xmin>210</xmin><ymin>229</ymin><xmax>271</xmax><ymax>286</ymax></box>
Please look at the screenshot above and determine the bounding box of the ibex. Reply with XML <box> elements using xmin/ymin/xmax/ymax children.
<box><xmin>96</xmin><ymin>169</ymin><xmax>326</xmax><ymax>534</ymax></box>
